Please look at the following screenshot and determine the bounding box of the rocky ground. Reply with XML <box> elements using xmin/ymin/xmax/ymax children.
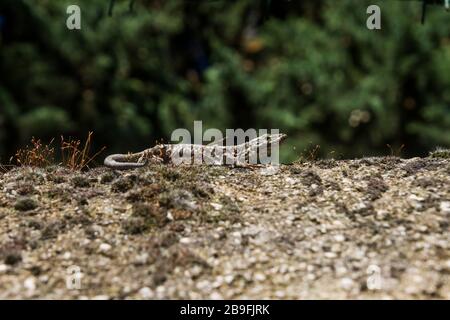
<box><xmin>0</xmin><ymin>156</ymin><xmax>449</xmax><ymax>299</ymax></box>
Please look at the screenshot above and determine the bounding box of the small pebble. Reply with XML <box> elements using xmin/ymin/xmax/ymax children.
<box><xmin>99</xmin><ymin>243</ymin><xmax>112</xmax><ymax>252</ymax></box>
<box><xmin>139</xmin><ymin>287</ymin><xmax>154</xmax><ymax>299</ymax></box>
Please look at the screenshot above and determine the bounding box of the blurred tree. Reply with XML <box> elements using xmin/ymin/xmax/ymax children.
<box><xmin>0</xmin><ymin>0</ymin><xmax>449</xmax><ymax>162</ymax></box>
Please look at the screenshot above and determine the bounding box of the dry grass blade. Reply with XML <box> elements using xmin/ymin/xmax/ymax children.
<box><xmin>0</xmin><ymin>163</ymin><xmax>16</xmax><ymax>173</ymax></box>
<box><xmin>11</xmin><ymin>137</ymin><xmax>55</xmax><ymax>167</ymax></box>
<box><xmin>386</xmin><ymin>144</ymin><xmax>405</xmax><ymax>157</ymax></box>
<box><xmin>307</xmin><ymin>144</ymin><xmax>321</xmax><ymax>161</ymax></box>
<box><xmin>0</xmin><ymin>162</ymin><xmax>9</xmax><ymax>173</ymax></box>
<box><xmin>61</xmin><ymin>131</ymin><xmax>106</xmax><ymax>171</ymax></box>
<box><xmin>294</xmin><ymin>143</ymin><xmax>321</xmax><ymax>163</ymax></box>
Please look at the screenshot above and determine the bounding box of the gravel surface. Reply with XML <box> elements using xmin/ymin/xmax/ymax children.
<box><xmin>0</xmin><ymin>157</ymin><xmax>449</xmax><ymax>299</ymax></box>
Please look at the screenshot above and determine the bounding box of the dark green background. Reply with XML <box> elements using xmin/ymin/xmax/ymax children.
<box><xmin>0</xmin><ymin>0</ymin><xmax>449</xmax><ymax>163</ymax></box>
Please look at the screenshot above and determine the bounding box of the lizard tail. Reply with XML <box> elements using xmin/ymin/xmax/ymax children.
<box><xmin>104</xmin><ymin>154</ymin><xmax>146</xmax><ymax>170</ymax></box>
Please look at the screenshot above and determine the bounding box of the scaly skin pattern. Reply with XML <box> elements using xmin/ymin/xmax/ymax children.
<box><xmin>104</xmin><ymin>133</ymin><xmax>286</xmax><ymax>170</ymax></box>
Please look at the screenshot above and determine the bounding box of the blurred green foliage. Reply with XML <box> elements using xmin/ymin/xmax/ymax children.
<box><xmin>0</xmin><ymin>0</ymin><xmax>449</xmax><ymax>162</ymax></box>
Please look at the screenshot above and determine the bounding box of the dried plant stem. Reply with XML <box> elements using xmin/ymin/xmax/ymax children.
<box><xmin>61</xmin><ymin>132</ymin><xmax>106</xmax><ymax>170</ymax></box>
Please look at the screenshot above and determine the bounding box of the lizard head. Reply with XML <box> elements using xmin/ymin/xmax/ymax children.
<box><xmin>255</xmin><ymin>133</ymin><xmax>287</xmax><ymax>148</ymax></box>
<box><xmin>271</xmin><ymin>133</ymin><xmax>287</xmax><ymax>145</ymax></box>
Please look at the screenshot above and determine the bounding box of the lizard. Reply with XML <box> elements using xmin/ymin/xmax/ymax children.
<box><xmin>104</xmin><ymin>133</ymin><xmax>286</xmax><ymax>170</ymax></box>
